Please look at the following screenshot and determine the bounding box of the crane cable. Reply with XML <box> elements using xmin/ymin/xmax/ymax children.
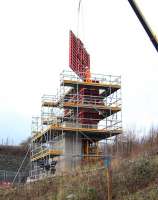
<box><xmin>77</xmin><ymin>0</ymin><xmax>82</xmax><ymax>37</ymax></box>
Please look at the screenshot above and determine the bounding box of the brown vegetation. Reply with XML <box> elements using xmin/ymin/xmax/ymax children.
<box><xmin>1</xmin><ymin>128</ymin><xmax>158</xmax><ymax>199</ymax></box>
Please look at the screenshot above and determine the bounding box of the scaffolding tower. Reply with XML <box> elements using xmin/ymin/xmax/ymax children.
<box><xmin>30</xmin><ymin>70</ymin><xmax>122</xmax><ymax>179</ymax></box>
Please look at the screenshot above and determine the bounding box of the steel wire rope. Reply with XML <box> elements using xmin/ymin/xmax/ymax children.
<box><xmin>12</xmin><ymin>145</ymin><xmax>30</xmax><ymax>184</ymax></box>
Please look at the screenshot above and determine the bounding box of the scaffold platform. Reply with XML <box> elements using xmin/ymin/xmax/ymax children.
<box><xmin>30</xmin><ymin>70</ymin><xmax>122</xmax><ymax>178</ymax></box>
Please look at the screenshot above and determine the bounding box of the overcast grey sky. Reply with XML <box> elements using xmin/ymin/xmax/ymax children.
<box><xmin>0</xmin><ymin>0</ymin><xmax>158</xmax><ymax>144</ymax></box>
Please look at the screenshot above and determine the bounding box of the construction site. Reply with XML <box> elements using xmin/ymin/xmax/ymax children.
<box><xmin>0</xmin><ymin>0</ymin><xmax>158</xmax><ymax>199</ymax></box>
<box><xmin>30</xmin><ymin>30</ymin><xmax>122</xmax><ymax>179</ymax></box>
<box><xmin>29</xmin><ymin>0</ymin><xmax>158</xmax><ymax>181</ymax></box>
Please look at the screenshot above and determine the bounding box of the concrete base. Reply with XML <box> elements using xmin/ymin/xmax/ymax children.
<box><xmin>55</xmin><ymin>132</ymin><xmax>82</xmax><ymax>174</ymax></box>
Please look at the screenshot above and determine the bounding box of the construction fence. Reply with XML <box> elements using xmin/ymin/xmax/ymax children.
<box><xmin>0</xmin><ymin>170</ymin><xmax>28</xmax><ymax>184</ymax></box>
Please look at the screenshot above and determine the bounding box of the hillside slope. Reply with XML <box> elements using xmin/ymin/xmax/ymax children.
<box><xmin>0</xmin><ymin>154</ymin><xmax>158</xmax><ymax>200</ymax></box>
<box><xmin>0</xmin><ymin>145</ymin><xmax>29</xmax><ymax>182</ymax></box>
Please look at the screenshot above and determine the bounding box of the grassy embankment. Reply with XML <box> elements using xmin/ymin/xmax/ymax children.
<box><xmin>0</xmin><ymin>154</ymin><xmax>158</xmax><ymax>200</ymax></box>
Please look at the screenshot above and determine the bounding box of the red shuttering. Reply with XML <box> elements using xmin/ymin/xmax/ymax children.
<box><xmin>77</xmin><ymin>87</ymin><xmax>103</xmax><ymax>125</ymax></box>
<box><xmin>69</xmin><ymin>31</ymin><xmax>90</xmax><ymax>80</ymax></box>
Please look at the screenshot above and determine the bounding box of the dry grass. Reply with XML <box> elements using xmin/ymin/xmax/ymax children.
<box><xmin>1</xmin><ymin>154</ymin><xmax>158</xmax><ymax>200</ymax></box>
<box><xmin>0</xmin><ymin>168</ymin><xmax>107</xmax><ymax>200</ymax></box>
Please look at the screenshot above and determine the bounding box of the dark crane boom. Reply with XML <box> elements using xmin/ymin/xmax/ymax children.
<box><xmin>127</xmin><ymin>0</ymin><xmax>158</xmax><ymax>52</ymax></box>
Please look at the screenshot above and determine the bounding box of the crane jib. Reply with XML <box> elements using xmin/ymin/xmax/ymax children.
<box><xmin>127</xmin><ymin>0</ymin><xmax>158</xmax><ymax>52</ymax></box>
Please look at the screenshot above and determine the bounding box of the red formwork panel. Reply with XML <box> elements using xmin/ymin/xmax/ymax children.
<box><xmin>78</xmin><ymin>109</ymin><xmax>100</xmax><ymax>125</ymax></box>
<box><xmin>69</xmin><ymin>31</ymin><xmax>90</xmax><ymax>80</ymax></box>
<box><xmin>77</xmin><ymin>87</ymin><xmax>102</xmax><ymax>125</ymax></box>
<box><xmin>78</xmin><ymin>87</ymin><xmax>101</xmax><ymax>105</ymax></box>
